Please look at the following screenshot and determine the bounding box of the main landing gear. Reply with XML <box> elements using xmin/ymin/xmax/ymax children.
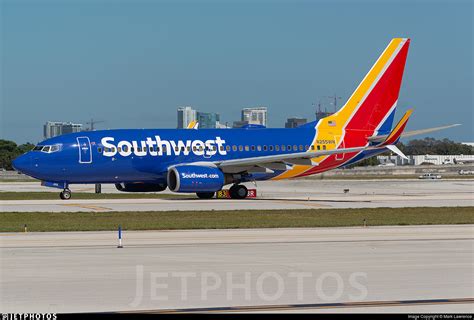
<box><xmin>195</xmin><ymin>184</ymin><xmax>249</xmax><ymax>200</ymax></box>
<box><xmin>229</xmin><ymin>184</ymin><xmax>248</xmax><ymax>199</ymax></box>
<box><xmin>60</xmin><ymin>189</ymin><xmax>72</xmax><ymax>200</ymax></box>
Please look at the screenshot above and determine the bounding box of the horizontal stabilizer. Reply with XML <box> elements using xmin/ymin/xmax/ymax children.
<box><xmin>369</xmin><ymin>123</ymin><xmax>461</xmax><ymax>143</ymax></box>
<box><xmin>386</xmin><ymin>145</ymin><xmax>408</xmax><ymax>160</ymax></box>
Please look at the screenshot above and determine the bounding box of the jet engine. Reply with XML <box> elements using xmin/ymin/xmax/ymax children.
<box><xmin>167</xmin><ymin>165</ymin><xmax>224</xmax><ymax>193</ymax></box>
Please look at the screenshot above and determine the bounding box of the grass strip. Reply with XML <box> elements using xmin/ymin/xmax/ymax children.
<box><xmin>0</xmin><ymin>207</ymin><xmax>472</xmax><ymax>232</ymax></box>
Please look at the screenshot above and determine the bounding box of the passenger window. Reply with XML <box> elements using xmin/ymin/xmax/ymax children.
<box><xmin>175</xmin><ymin>147</ymin><xmax>179</xmax><ymax>152</ymax></box>
<box><xmin>245</xmin><ymin>145</ymin><xmax>249</xmax><ymax>151</ymax></box>
<box><xmin>311</xmin><ymin>145</ymin><xmax>315</xmax><ymax>151</ymax></box>
<box><xmin>282</xmin><ymin>145</ymin><xmax>286</xmax><ymax>151</ymax></box>
<box><xmin>220</xmin><ymin>146</ymin><xmax>224</xmax><ymax>152</ymax></box>
<box><xmin>275</xmin><ymin>145</ymin><xmax>280</xmax><ymax>151</ymax></box>
<box><xmin>305</xmin><ymin>145</ymin><xmax>309</xmax><ymax>151</ymax></box>
<box><xmin>98</xmin><ymin>147</ymin><xmax>102</xmax><ymax>153</ymax></box>
<box><xmin>287</xmin><ymin>145</ymin><xmax>291</xmax><ymax>151</ymax></box>
<box><xmin>117</xmin><ymin>147</ymin><xmax>122</xmax><ymax>152</ymax></box>
<box><xmin>226</xmin><ymin>145</ymin><xmax>230</xmax><ymax>152</ymax></box>
<box><xmin>299</xmin><ymin>145</ymin><xmax>304</xmax><ymax>151</ymax></box>
<box><xmin>251</xmin><ymin>145</ymin><xmax>256</xmax><ymax>151</ymax></box>
<box><xmin>293</xmin><ymin>145</ymin><xmax>298</xmax><ymax>151</ymax></box>
<box><xmin>317</xmin><ymin>145</ymin><xmax>321</xmax><ymax>150</ymax></box>
<box><xmin>269</xmin><ymin>145</ymin><xmax>274</xmax><ymax>151</ymax></box>
<box><xmin>239</xmin><ymin>145</ymin><xmax>243</xmax><ymax>151</ymax></box>
<box><xmin>232</xmin><ymin>145</ymin><xmax>237</xmax><ymax>151</ymax></box>
<box><xmin>263</xmin><ymin>145</ymin><xmax>268</xmax><ymax>151</ymax></box>
<box><xmin>323</xmin><ymin>145</ymin><xmax>326</xmax><ymax>150</ymax></box>
<box><xmin>257</xmin><ymin>145</ymin><xmax>262</xmax><ymax>151</ymax></box>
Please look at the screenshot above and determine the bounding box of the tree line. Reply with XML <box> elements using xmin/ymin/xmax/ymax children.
<box><xmin>0</xmin><ymin>137</ymin><xmax>472</xmax><ymax>170</ymax></box>
<box><xmin>0</xmin><ymin>140</ymin><xmax>35</xmax><ymax>170</ymax></box>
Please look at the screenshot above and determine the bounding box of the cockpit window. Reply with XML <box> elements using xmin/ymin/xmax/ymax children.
<box><xmin>33</xmin><ymin>144</ymin><xmax>62</xmax><ymax>153</ymax></box>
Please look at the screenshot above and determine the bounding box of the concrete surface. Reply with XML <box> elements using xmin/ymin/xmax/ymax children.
<box><xmin>1</xmin><ymin>225</ymin><xmax>473</xmax><ymax>313</ymax></box>
<box><xmin>1</xmin><ymin>179</ymin><xmax>473</xmax><ymax>212</ymax></box>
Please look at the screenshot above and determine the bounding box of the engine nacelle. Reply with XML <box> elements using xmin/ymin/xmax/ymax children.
<box><xmin>167</xmin><ymin>165</ymin><xmax>224</xmax><ymax>193</ymax></box>
<box><xmin>115</xmin><ymin>182</ymin><xmax>167</xmax><ymax>192</ymax></box>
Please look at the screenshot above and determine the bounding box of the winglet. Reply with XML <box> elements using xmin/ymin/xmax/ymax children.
<box><xmin>380</xmin><ymin>109</ymin><xmax>413</xmax><ymax>146</ymax></box>
<box><xmin>186</xmin><ymin>121</ymin><xmax>199</xmax><ymax>129</ymax></box>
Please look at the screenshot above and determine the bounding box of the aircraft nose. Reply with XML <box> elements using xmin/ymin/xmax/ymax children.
<box><xmin>12</xmin><ymin>153</ymin><xmax>32</xmax><ymax>173</ymax></box>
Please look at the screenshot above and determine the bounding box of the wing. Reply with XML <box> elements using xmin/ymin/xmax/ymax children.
<box><xmin>213</xmin><ymin>111</ymin><xmax>414</xmax><ymax>174</ymax></box>
<box><xmin>213</xmin><ymin>146</ymin><xmax>369</xmax><ymax>174</ymax></box>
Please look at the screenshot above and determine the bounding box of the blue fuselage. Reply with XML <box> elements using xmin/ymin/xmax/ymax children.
<box><xmin>13</xmin><ymin>127</ymin><xmax>321</xmax><ymax>185</ymax></box>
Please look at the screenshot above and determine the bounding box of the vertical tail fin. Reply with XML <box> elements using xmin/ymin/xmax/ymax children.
<box><xmin>319</xmin><ymin>38</ymin><xmax>410</xmax><ymax>137</ymax></box>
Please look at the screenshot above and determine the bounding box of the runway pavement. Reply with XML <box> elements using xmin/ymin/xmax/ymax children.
<box><xmin>0</xmin><ymin>179</ymin><xmax>473</xmax><ymax>212</ymax></box>
<box><xmin>1</xmin><ymin>225</ymin><xmax>473</xmax><ymax>313</ymax></box>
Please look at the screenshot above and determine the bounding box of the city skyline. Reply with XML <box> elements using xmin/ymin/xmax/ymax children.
<box><xmin>1</xmin><ymin>1</ymin><xmax>472</xmax><ymax>144</ymax></box>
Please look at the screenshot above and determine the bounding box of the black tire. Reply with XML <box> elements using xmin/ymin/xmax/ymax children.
<box><xmin>229</xmin><ymin>184</ymin><xmax>248</xmax><ymax>199</ymax></box>
<box><xmin>60</xmin><ymin>189</ymin><xmax>71</xmax><ymax>200</ymax></box>
<box><xmin>196</xmin><ymin>192</ymin><xmax>215</xmax><ymax>199</ymax></box>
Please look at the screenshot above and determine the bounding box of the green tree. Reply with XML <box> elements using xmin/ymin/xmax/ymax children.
<box><xmin>0</xmin><ymin>139</ymin><xmax>35</xmax><ymax>170</ymax></box>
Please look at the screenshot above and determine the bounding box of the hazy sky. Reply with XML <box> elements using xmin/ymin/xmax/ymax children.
<box><xmin>1</xmin><ymin>0</ymin><xmax>472</xmax><ymax>144</ymax></box>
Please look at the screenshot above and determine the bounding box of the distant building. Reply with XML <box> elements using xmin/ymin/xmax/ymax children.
<box><xmin>377</xmin><ymin>154</ymin><xmax>474</xmax><ymax>166</ymax></box>
<box><xmin>316</xmin><ymin>109</ymin><xmax>333</xmax><ymax>121</ymax></box>
<box><xmin>315</xmin><ymin>102</ymin><xmax>334</xmax><ymax>121</ymax></box>
<box><xmin>241</xmin><ymin>106</ymin><xmax>267</xmax><ymax>126</ymax></box>
<box><xmin>285</xmin><ymin>117</ymin><xmax>307</xmax><ymax>128</ymax></box>
<box><xmin>215</xmin><ymin>122</ymin><xmax>231</xmax><ymax>129</ymax></box>
<box><xmin>197</xmin><ymin>112</ymin><xmax>221</xmax><ymax>129</ymax></box>
<box><xmin>43</xmin><ymin>121</ymin><xmax>83</xmax><ymax>139</ymax></box>
<box><xmin>232</xmin><ymin>120</ymin><xmax>249</xmax><ymax>128</ymax></box>
<box><xmin>177</xmin><ymin>106</ymin><xmax>197</xmax><ymax>129</ymax></box>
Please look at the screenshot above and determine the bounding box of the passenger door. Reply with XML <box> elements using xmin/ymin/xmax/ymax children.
<box><xmin>77</xmin><ymin>137</ymin><xmax>92</xmax><ymax>164</ymax></box>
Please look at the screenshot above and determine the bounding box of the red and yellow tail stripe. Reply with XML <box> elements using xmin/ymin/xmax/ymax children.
<box><xmin>273</xmin><ymin>38</ymin><xmax>410</xmax><ymax>180</ymax></box>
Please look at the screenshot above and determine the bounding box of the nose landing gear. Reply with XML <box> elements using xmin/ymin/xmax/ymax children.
<box><xmin>60</xmin><ymin>189</ymin><xmax>72</xmax><ymax>200</ymax></box>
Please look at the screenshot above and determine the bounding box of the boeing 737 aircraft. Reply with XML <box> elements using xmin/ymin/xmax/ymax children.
<box><xmin>13</xmin><ymin>38</ymin><xmax>458</xmax><ymax>199</ymax></box>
